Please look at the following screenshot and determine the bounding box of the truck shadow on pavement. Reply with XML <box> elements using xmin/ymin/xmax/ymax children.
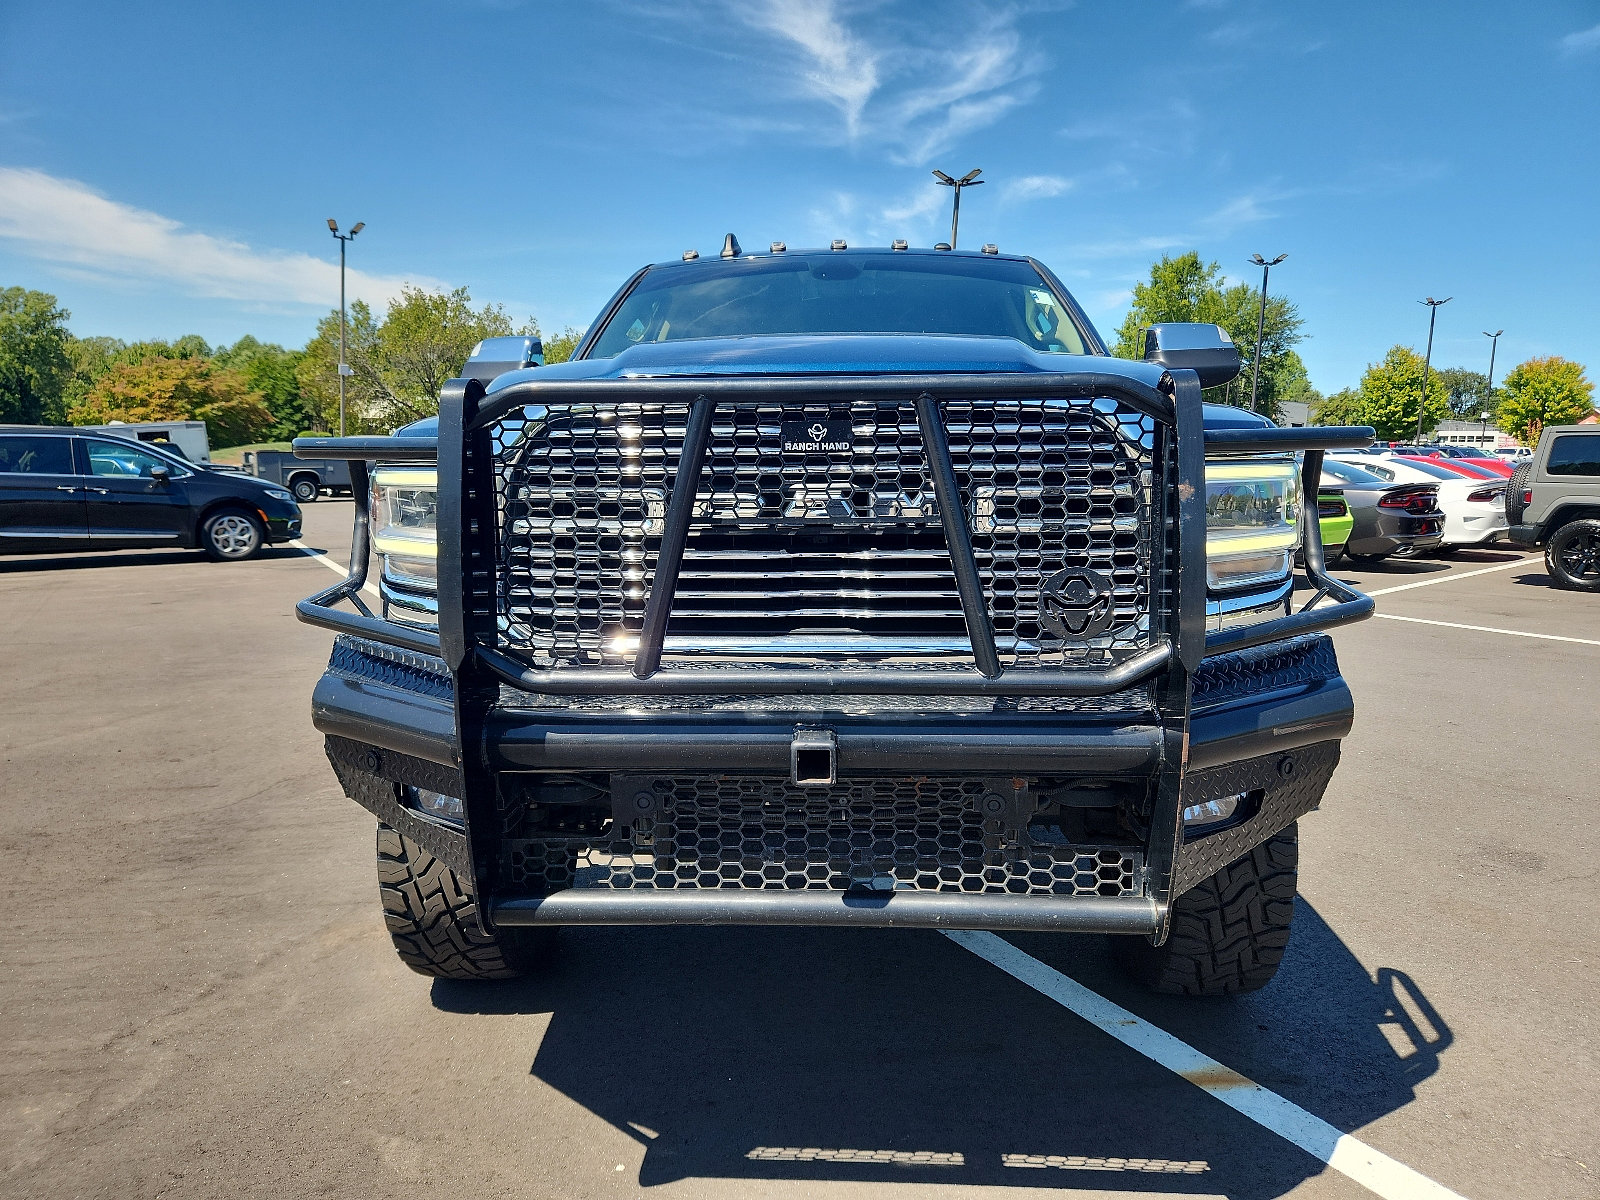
<box><xmin>431</xmin><ymin>900</ymin><xmax>1450</xmax><ymax>1197</ymax></box>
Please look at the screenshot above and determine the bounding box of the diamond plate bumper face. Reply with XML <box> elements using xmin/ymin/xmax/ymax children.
<box><xmin>1173</xmin><ymin>740</ymin><xmax>1341</xmax><ymax>896</ymax></box>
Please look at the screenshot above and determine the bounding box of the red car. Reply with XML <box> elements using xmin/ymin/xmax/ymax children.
<box><xmin>1421</xmin><ymin>450</ymin><xmax>1514</xmax><ymax>477</ymax></box>
<box><xmin>1396</xmin><ymin>455</ymin><xmax>1507</xmax><ymax>480</ymax></box>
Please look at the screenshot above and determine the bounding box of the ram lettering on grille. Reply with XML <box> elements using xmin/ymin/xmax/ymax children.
<box><xmin>489</xmin><ymin>397</ymin><xmax>1158</xmax><ymax>668</ymax></box>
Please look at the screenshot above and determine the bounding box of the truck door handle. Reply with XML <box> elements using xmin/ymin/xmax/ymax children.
<box><xmin>56</xmin><ymin>485</ymin><xmax>82</xmax><ymax>492</ymax></box>
<box><xmin>87</xmin><ymin>487</ymin><xmax>111</xmax><ymax>494</ymax></box>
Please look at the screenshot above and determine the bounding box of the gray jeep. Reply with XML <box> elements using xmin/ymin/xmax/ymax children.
<box><xmin>1505</xmin><ymin>425</ymin><xmax>1600</xmax><ymax>590</ymax></box>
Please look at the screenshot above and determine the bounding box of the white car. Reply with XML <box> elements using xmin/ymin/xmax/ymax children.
<box><xmin>1329</xmin><ymin>454</ymin><xmax>1507</xmax><ymax>550</ymax></box>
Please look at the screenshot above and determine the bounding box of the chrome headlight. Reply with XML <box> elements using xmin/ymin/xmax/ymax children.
<box><xmin>372</xmin><ymin>466</ymin><xmax>437</xmax><ymax>627</ymax></box>
<box><xmin>1204</xmin><ymin>459</ymin><xmax>1301</xmax><ymax>591</ymax></box>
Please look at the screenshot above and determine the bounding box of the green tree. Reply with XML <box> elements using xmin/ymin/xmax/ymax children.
<box><xmin>1435</xmin><ymin>366</ymin><xmax>1491</xmax><ymax>420</ymax></box>
<box><xmin>1496</xmin><ymin>357</ymin><xmax>1594</xmax><ymax>445</ymax></box>
<box><xmin>70</xmin><ymin>357</ymin><xmax>275</xmax><ymax>447</ymax></box>
<box><xmin>63</xmin><ymin>335</ymin><xmax>128</xmax><ymax>408</ymax></box>
<box><xmin>298</xmin><ymin>287</ymin><xmax>533</xmax><ymax>431</ymax></box>
<box><xmin>540</xmin><ymin>326</ymin><xmax>583</xmax><ymax>365</ymax></box>
<box><xmin>1112</xmin><ymin>251</ymin><xmax>1305</xmax><ymax>420</ymax></box>
<box><xmin>1267</xmin><ymin>350</ymin><xmax>1323</xmax><ymax>415</ymax></box>
<box><xmin>1310</xmin><ymin>387</ymin><xmax>1368</xmax><ymax>427</ymax></box>
<box><xmin>0</xmin><ymin>286</ymin><xmax>73</xmax><ymax>424</ymax></box>
<box><xmin>1348</xmin><ymin>345</ymin><xmax>1450</xmax><ymax>441</ymax></box>
<box><xmin>214</xmin><ymin>335</ymin><xmax>307</xmax><ymax>440</ymax></box>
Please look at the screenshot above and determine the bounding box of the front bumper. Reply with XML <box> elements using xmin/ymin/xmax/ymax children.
<box><xmin>259</xmin><ymin>497</ymin><xmax>303</xmax><ymax>542</ymax></box>
<box><xmin>315</xmin><ymin>631</ymin><xmax>1351</xmax><ymax>934</ymax></box>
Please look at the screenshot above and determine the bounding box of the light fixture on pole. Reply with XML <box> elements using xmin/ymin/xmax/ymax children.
<box><xmin>1246</xmin><ymin>253</ymin><xmax>1287</xmax><ymax>412</ymax></box>
<box><xmin>1478</xmin><ymin>410</ymin><xmax>1490</xmax><ymax>446</ymax></box>
<box><xmin>931</xmin><ymin>169</ymin><xmax>983</xmax><ymax>249</ymax></box>
<box><xmin>328</xmin><ymin>219</ymin><xmax>365</xmax><ymax>437</ymax></box>
<box><xmin>1415</xmin><ymin>296</ymin><xmax>1451</xmax><ymax>442</ymax></box>
<box><xmin>1483</xmin><ymin>327</ymin><xmax>1503</xmax><ymax>397</ymax></box>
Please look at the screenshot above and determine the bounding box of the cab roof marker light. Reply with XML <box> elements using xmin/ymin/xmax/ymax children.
<box><xmin>831</xmin><ymin>239</ymin><xmax>847</xmax><ymax>250</ymax></box>
<box><xmin>770</xmin><ymin>241</ymin><xmax>786</xmax><ymax>252</ymax></box>
<box><xmin>682</xmin><ymin>249</ymin><xmax>699</xmax><ymax>261</ymax></box>
<box><xmin>892</xmin><ymin>239</ymin><xmax>909</xmax><ymax>251</ymax></box>
<box><xmin>981</xmin><ymin>243</ymin><xmax>999</xmax><ymax>255</ymax></box>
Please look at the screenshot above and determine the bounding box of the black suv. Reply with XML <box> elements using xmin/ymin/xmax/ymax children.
<box><xmin>0</xmin><ymin>426</ymin><xmax>302</xmax><ymax>560</ymax></box>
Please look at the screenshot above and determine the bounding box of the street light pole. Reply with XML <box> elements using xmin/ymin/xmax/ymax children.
<box><xmin>1415</xmin><ymin>296</ymin><xmax>1452</xmax><ymax>443</ymax></box>
<box><xmin>1247</xmin><ymin>253</ymin><xmax>1287</xmax><ymax>412</ymax></box>
<box><xmin>327</xmin><ymin>219</ymin><xmax>365</xmax><ymax>437</ymax></box>
<box><xmin>931</xmin><ymin>169</ymin><xmax>984</xmax><ymax>249</ymax></box>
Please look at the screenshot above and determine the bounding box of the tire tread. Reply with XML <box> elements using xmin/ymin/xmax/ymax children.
<box><xmin>1121</xmin><ymin>825</ymin><xmax>1299</xmax><ymax>996</ymax></box>
<box><xmin>376</xmin><ymin>824</ymin><xmax>532</xmax><ymax>980</ymax></box>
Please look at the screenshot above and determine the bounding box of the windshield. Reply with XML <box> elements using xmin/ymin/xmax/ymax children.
<box><xmin>1388</xmin><ymin>458</ymin><xmax>1462</xmax><ymax>480</ymax></box>
<box><xmin>1322</xmin><ymin>458</ymin><xmax>1387</xmax><ymax>486</ymax></box>
<box><xmin>587</xmin><ymin>254</ymin><xmax>1091</xmax><ymax>359</ymax></box>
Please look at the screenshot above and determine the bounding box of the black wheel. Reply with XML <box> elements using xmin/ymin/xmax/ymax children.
<box><xmin>1505</xmin><ymin>463</ymin><xmax>1532</xmax><ymax>525</ymax></box>
<box><xmin>200</xmin><ymin>507</ymin><xmax>264</xmax><ymax>560</ymax></box>
<box><xmin>1118</xmin><ymin>825</ymin><xmax>1299</xmax><ymax>996</ymax></box>
<box><xmin>376</xmin><ymin>824</ymin><xmax>551</xmax><ymax>980</ymax></box>
<box><xmin>1544</xmin><ymin>519</ymin><xmax>1600</xmax><ymax>592</ymax></box>
<box><xmin>290</xmin><ymin>477</ymin><xmax>319</xmax><ymax>503</ymax></box>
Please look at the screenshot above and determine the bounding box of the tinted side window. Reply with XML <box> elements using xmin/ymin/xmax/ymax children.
<box><xmin>0</xmin><ymin>435</ymin><xmax>74</xmax><ymax>475</ymax></box>
<box><xmin>1546</xmin><ymin>436</ymin><xmax>1600</xmax><ymax>477</ymax></box>
<box><xmin>86</xmin><ymin>441</ymin><xmax>175</xmax><ymax>477</ymax></box>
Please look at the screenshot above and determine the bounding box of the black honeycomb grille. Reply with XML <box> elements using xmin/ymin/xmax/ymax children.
<box><xmin>503</xmin><ymin>777</ymin><xmax>1140</xmax><ymax>897</ymax></box>
<box><xmin>489</xmin><ymin>396</ymin><xmax>1159</xmax><ymax>668</ymax></box>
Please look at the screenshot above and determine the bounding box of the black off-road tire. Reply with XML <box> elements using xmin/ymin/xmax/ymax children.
<box><xmin>1544</xmin><ymin>519</ymin><xmax>1600</xmax><ymax>592</ymax></box>
<box><xmin>1119</xmin><ymin>824</ymin><xmax>1299</xmax><ymax>996</ymax></box>
<box><xmin>376</xmin><ymin>824</ymin><xmax>550</xmax><ymax>980</ymax></box>
<box><xmin>290</xmin><ymin>476</ymin><xmax>319</xmax><ymax>503</ymax></box>
<box><xmin>1505</xmin><ymin>462</ymin><xmax>1532</xmax><ymax>525</ymax></box>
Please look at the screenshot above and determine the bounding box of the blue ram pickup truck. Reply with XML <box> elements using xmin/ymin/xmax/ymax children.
<box><xmin>295</xmin><ymin>241</ymin><xmax>1373</xmax><ymax>995</ymax></box>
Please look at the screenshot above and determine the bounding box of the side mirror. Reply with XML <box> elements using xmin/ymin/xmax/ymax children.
<box><xmin>149</xmin><ymin>466</ymin><xmax>171</xmax><ymax>483</ymax></box>
<box><xmin>462</xmin><ymin>335</ymin><xmax>545</xmax><ymax>387</ymax></box>
<box><xmin>1143</xmin><ymin>323</ymin><xmax>1241</xmax><ymax>389</ymax></box>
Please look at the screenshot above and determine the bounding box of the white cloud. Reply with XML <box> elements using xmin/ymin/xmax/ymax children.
<box><xmin>732</xmin><ymin>1</ymin><xmax>1039</xmax><ymax>164</ymax></box>
<box><xmin>0</xmin><ymin>167</ymin><xmax>426</xmax><ymax>308</ymax></box>
<box><xmin>1003</xmin><ymin>174</ymin><xmax>1073</xmax><ymax>203</ymax></box>
<box><xmin>743</xmin><ymin>0</ymin><xmax>880</xmax><ymax>137</ymax></box>
<box><xmin>1561</xmin><ymin>23</ymin><xmax>1600</xmax><ymax>53</ymax></box>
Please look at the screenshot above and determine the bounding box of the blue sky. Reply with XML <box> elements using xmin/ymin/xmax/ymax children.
<box><xmin>1</xmin><ymin>1</ymin><xmax>1596</xmax><ymax>392</ymax></box>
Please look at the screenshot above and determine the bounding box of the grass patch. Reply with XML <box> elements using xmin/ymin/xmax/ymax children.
<box><xmin>210</xmin><ymin>441</ymin><xmax>291</xmax><ymax>465</ymax></box>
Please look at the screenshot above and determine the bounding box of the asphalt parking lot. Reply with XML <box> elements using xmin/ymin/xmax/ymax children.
<box><xmin>3</xmin><ymin>499</ymin><xmax>1596</xmax><ymax>1200</ymax></box>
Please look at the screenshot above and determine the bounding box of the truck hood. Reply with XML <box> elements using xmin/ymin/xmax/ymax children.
<box><xmin>485</xmin><ymin>334</ymin><xmax>1173</xmax><ymax>391</ymax></box>
<box><xmin>393</xmin><ymin>335</ymin><xmax>1272</xmax><ymax>435</ymax></box>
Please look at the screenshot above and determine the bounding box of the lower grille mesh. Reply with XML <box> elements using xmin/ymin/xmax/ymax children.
<box><xmin>503</xmin><ymin>777</ymin><xmax>1140</xmax><ymax>897</ymax></box>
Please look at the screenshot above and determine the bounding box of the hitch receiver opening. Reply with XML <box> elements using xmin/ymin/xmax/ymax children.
<box><xmin>791</xmin><ymin>729</ymin><xmax>837</xmax><ymax>786</ymax></box>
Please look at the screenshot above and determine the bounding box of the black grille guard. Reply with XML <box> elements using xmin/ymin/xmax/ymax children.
<box><xmin>294</xmin><ymin>369</ymin><xmax>1373</xmax><ymax>937</ymax></box>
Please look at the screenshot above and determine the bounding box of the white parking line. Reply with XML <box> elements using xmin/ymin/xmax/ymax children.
<box><xmin>1373</xmin><ymin>612</ymin><xmax>1600</xmax><ymax>647</ymax></box>
<box><xmin>289</xmin><ymin>539</ymin><xmax>380</xmax><ymax>599</ymax></box>
<box><xmin>1364</xmin><ymin>557</ymin><xmax>1532</xmax><ymax>596</ymax></box>
<box><xmin>946</xmin><ymin>930</ymin><xmax>1467</xmax><ymax>1200</ymax></box>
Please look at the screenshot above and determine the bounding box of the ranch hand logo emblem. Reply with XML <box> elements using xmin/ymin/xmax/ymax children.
<box><xmin>782</xmin><ymin>420</ymin><xmax>853</xmax><ymax>453</ymax></box>
<box><xmin>1039</xmin><ymin>568</ymin><xmax>1115</xmax><ymax>638</ymax></box>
